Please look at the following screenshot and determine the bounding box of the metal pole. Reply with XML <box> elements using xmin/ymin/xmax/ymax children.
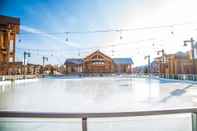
<box><xmin>184</xmin><ymin>38</ymin><xmax>196</xmax><ymax>75</ymax></box>
<box><xmin>23</xmin><ymin>52</ymin><xmax>26</xmax><ymax>75</ymax></box>
<box><xmin>42</xmin><ymin>56</ymin><xmax>48</xmax><ymax>67</ymax></box>
<box><xmin>162</xmin><ymin>49</ymin><xmax>165</xmax><ymax>63</ymax></box>
<box><xmin>148</xmin><ymin>55</ymin><xmax>151</xmax><ymax>75</ymax></box>
<box><xmin>42</xmin><ymin>56</ymin><xmax>45</xmax><ymax>67</ymax></box>
<box><xmin>82</xmin><ymin>117</ymin><xmax>87</xmax><ymax>131</ymax></box>
<box><xmin>191</xmin><ymin>38</ymin><xmax>196</xmax><ymax>75</ymax></box>
<box><xmin>162</xmin><ymin>49</ymin><xmax>165</xmax><ymax>77</ymax></box>
<box><xmin>192</xmin><ymin>113</ymin><xmax>197</xmax><ymax>131</ymax></box>
<box><xmin>23</xmin><ymin>52</ymin><xmax>26</xmax><ymax>65</ymax></box>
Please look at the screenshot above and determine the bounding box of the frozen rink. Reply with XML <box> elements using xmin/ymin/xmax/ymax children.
<box><xmin>0</xmin><ymin>76</ymin><xmax>197</xmax><ymax>131</ymax></box>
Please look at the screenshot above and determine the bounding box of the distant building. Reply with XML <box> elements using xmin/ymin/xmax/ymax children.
<box><xmin>65</xmin><ymin>58</ymin><xmax>83</xmax><ymax>73</ymax></box>
<box><xmin>132</xmin><ymin>65</ymin><xmax>147</xmax><ymax>74</ymax></box>
<box><xmin>0</xmin><ymin>15</ymin><xmax>21</xmax><ymax>75</ymax></box>
<box><xmin>64</xmin><ymin>50</ymin><xmax>133</xmax><ymax>73</ymax></box>
<box><xmin>113</xmin><ymin>58</ymin><xmax>133</xmax><ymax>73</ymax></box>
<box><xmin>153</xmin><ymin>51</ymin><xmax>193</xmax><ymax>74</ymax></box>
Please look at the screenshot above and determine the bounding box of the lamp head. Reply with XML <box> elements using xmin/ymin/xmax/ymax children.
<box><xmin>183</xmin><ymin>41</ymin><xmax>188</xmax><ymax>46</ymax></box>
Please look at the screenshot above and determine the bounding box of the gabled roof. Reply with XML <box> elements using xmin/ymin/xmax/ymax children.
<box><xmin>0</xmin><ymin>15</ymin><xmax>20</xmax><ymax>25</ymax></box>
<box><xmin>113</xmin><ymin>58</ymin><xmax>133</xmax><ymax>65</ymax></box>
<box><xmin>0</xmin><ymin>15</ymin><xmax>20</xmax><ymax>33</ymax></box>
<box><xmin>175</xmin><ymin>51</ymin><xmax>188</xmax><ymax>58</ymax></box>
<box><xmin>84</xmin><ymin>50</ymin><xmax>112</xmax><ymax>62</ymax></box>
<box><xmin>64</xmin><ymin>58</ymin><xmax>83</xmax><ymax>65</ymax></box>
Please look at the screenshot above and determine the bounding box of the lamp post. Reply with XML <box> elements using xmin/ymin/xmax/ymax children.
<box><xmin>157</xmin><ymin>49</ymin><xmax>165</xmax><ymax>77</ymax></box>
<box><xmin>23</xmin><ymin>51</ymin><xmax>31</xmax><ymax>75</ymax></box>
<box><xmin>184</xmin><ymin>37</ymin><xmax>196</xmax><ymax>74</ymax></box>
<box><xmin>42</xmin><ymin>56</ymin><xmax>48</xmax><ymax>75</ymax></box>
<box><xmin>23</xmin><ymin>51</ymin><xmax>31</xmax><ymax>65</ymax></box>
<box><xmin>144</xmin><ymin>55</ymin><xmax>151</xmax><ymax>75</ymax></box>
<box><xmin>42</xmin><ymin>56</ymin><xmax>48</xmax><ymax>67</ymax></box>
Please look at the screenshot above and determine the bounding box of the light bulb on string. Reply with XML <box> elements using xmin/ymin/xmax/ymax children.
<box><xmin>65</xmin><ymin>32</ymin><xmax>69</xmax><ymax>42</ymax></box>
<box><xmin>50</xmin><ymin>50</ymin><xmax>54</xmax><ymax>56</ymax></box>
<box><xmin>170</xmin><ymin>26</ymin><xmax>174</xmax><ymax>35</ymax></box>
<box><xmin>111</xmin><ymin>50</ymin><xmax>114</xmax><ymax>57</ymax></box>
<box><xmin>119</xmin><ymin>31</ymin><xmax>123</xmax><ymax>40</ymax></box>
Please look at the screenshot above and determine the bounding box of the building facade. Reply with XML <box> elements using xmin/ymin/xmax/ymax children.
<box><xmin>64</xmin><ymin>50</ymin><xmax>133</xmax><ymax>74</ymax></box>
<box><xmin>0</xmin><ymin>15</ymin><xmax>21</xmax><ymax>75</ymax></box>
<box><xmin>83</xmin><ymin>51</ymin><xmax>113</xmax><ymax>73</ymax></box>
<box><xmin>152</xmin><ymin>51</ymin><xmax>193</xmax><ymax>75</ymax></box>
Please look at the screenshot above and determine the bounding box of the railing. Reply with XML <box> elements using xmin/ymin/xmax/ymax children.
<box><xmin>0</xmin><ymin>108</ymin><xmax>197</xmax><ymax>131</ymax></box>
<box><xmin>132</xmin><ymin>73</ymin><xmax>197</xmax><ymax>81</ymax></box>
<box><xmin>0</xmin><ymin>75</ymin><xmax>39</xmax><ymax>82</ymax></box>
<box><xmin>158</xmin><ymin>74</ymin><xmax>197</xmax><ymax>81</ymax></box>
<box><xmin>131</xmin><ymin>73</ymin><xmax>151</xmax><ymax>78</ymax></box>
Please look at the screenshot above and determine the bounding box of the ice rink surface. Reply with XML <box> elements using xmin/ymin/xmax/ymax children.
<box><xmin>0</xmin><ymin>76</ymin><xmax>196</xmax><ymax>131</ymax></box>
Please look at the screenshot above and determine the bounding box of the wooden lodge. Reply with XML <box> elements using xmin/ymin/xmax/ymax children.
<box><xmin>64</xmin><ymin>50</ymin><xmax>133</xmax><ymax>74</ymax></box>
<box><xmin>152</xmin><ymin>51</ymin><xmax>194</xmax><ymax>74</ymax></box>
<box><xmin>0</xmin><ymin>15</ymin><xmax>21</xmax><ymax>75</ymax></box>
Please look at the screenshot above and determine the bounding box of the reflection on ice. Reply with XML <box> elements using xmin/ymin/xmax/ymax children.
<box><xmin>0</xmin><ymin>77</ymin><xmax>196</xmax><ymax>112</ymax></box>
<box><xmin>0</xmin><ymin>76</ymin><xmax>196</xmax><ymax>131</ymax></box>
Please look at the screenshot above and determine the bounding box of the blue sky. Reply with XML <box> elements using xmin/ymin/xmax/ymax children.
<box><xmin>1</xmin><ymin>0</ymin><xmax>197</xmax><ymax>66</ymax></box>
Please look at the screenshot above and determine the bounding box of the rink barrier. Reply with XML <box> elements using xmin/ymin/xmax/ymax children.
<box><xmin>158</xmin><ymin>73</ymin><xmax>197</xmax><ymax>81</ymax></box>
<box><xmin>0</xmin><ymin>108</ymin><xmax>197</xmax><ymax>131</ymax></box>
<box><xmin>0</xmin><ymin>75</ymin><xmax>40</xmax><ymax>82</ymax></box>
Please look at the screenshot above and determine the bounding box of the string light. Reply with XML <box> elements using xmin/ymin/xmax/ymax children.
<box><xmin>16</xmin><ymin>38</ymin><xmax>155</xmax><ymax>54</ymax></box>
<box><xmin>78</xmin><ymin>50</ymin><xmax>80</xmax><ymax>57</ymax></box>
<box><xmin>19</xmin><ymin>21</ymin><xmax>195</xmax><ymax>36</ymax></box>
<box><xmin>65</xmin><ymin>32</ymin><xmax>69</xmax><ymax>42</ymax></box>
<box><xmin>170</xmin><ymin>26</ymin><xmax>174</xmax><ymax>35</ymax></box>
<box><xmin>111</xmin><ymin>50</ymin><xmax>114</xmax><ymax>56</ymax></box>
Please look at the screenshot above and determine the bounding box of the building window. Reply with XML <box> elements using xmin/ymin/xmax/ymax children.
<box><xmin>9</xmin><ymin>40</ymin><xmax>14</xmax><ymax>53</ymax></box>
<box><xmin>92</xmin><ymin>61</ymin><xmax>104</xmax><ymax>65</ymax></box>
<box><xmin>9</xmin><ymin>57</ymin><xmax>13</xmax><ymax>62</ymax></box>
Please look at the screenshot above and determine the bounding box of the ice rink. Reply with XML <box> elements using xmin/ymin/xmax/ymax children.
<box><xmin>0</xmin><ymin>76</ymin><xmax>196</xmax><ymax>131</ymax></box>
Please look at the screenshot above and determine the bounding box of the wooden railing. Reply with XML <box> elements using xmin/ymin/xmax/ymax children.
<box><xmin>0</xmin><ymin>108</ymin><xmax>197</xmax><ymax>131</ymax></box>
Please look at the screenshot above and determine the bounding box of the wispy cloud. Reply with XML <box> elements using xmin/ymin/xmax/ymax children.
<box><xmin>20</xmin><ymin>25</ymin><xmax>80</xmax><ymax>49</ymax></box>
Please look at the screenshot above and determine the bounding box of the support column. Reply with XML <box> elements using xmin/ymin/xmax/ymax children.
<box><xmin>13</xmin><ymin>32</ymin><xmax>16</xmax><ymax>62</ymax></box>
<box><xmin>192</xmin><ymin>113</ymin><xmax>197</xmax><ymax>131</ymax></box>
<box><xmin>82</xmin><ymin>117</ymin><xmax>87</xmax><ymax>131</ymax></box>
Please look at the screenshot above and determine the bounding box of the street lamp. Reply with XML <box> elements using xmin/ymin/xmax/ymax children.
<box><xmin>65</xmin><ymin>32</ymin><xmax>69</xmax><ymax>42</ymax></box>
<box><xmin>183</xmin><ymin>37</ymin><xmax>196</xmax><ymax>74</ymax></box>
<box><xmin>157</xmin><ymin>49</ymin><xmax>165</xmax><ymax>77</ymax></box>
<box><xmin>23</xmin><ymin>51</ymin><xmax>31</xmax><ymax>65</ymax></box>
<box><xmin>157</xmin><ymin>49</ymin><xmax>165</xmax><ymax>63</ymax></box>
<box><xmin>42</xmin><ymin>56</ymin><xmax>48</xmax><ymax>67</ymax></box>
<box><xmin>23</xmin><ymin>51</ymin><xmax>31</xmax><ymax>75</ymax></box>
<box><xmin>144</xmin><ymin>55</ymin><xmax>151</xmax><ymax>75</ymax></box>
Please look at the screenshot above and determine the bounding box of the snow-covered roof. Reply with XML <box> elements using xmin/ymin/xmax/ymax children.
<box><xmin>175</xmin><ymin>51</ymin><xmax>187</xmax><ymax>58</ymax></box>
<box><xmin>64</xmin><ymin>58</ymin><xmax>84</xmax><ymax>65</ymax></box>
<box><xmin>112</xmin><ymin>58</ymin><xmax>133</xmax><ymax>65</ymax></box>
<box><xmin>65</xmin><ymin>58</ymin><xmax>134</xmax><ymax>65</ymax></box>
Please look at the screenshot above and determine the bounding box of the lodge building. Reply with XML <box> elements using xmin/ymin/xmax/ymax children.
<box><xmin>0</xmin><ymin>15</ymin><xmax>22</xmax><ymax>75</ymax></box>
<box><xmin>64</xmin><ymin>50</ymin><xmax>133</xmax><ymax>73</ymax></box>
<box><xmin>0</xmin><ymin>15</ymin><xmax>43</xmax><ymax>75</ymax></box>
<box><xmin>151</xmin><ymin>51</ymin><xmax>194</xmax><ymax>74</ymax></box>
